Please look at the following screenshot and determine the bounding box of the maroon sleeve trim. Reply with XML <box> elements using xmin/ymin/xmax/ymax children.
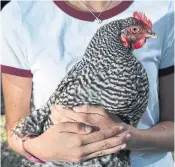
<box><xmin>159</xmin><ymin>65</ymin><xmax>174</xmax><ymax>77</ymax></box>
<box><xmin>1</xmin><ymin>65</ymin><xmax>33</xmax><ymax>78</ymax></box>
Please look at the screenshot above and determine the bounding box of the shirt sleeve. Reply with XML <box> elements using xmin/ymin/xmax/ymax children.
<box><xmin>0</xmin><ymin>1</ymin><xmax>33</xmax><ymax>77</ymax></box>
<box><xmin>159</xmin><ymin>0</ymin><xmax>174</xmax><ymax>76</ymax></box>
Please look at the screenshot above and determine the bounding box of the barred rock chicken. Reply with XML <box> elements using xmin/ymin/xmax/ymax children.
<box><xmin>13</xmin><ymin>12</ymin><xmax>157</xmax><ymax>167</ymax></box>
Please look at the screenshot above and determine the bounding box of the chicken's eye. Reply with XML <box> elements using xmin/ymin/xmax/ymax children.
<box><xmin>131</xmin><ymin>27</ymin><xmax>140</xmax><ymax>33</ymax></box>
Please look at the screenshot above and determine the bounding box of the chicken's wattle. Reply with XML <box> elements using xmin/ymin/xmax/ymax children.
<box><xmin>132</xmin><ymin>37</ymin><xmax>146</xmax><ymax>49</ymax></box>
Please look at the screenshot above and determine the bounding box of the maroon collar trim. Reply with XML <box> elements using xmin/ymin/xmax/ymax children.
<box><xmin>54</xmin><ymin>1</ymin><xmax>134</xmax><ymax>21</ymax></box>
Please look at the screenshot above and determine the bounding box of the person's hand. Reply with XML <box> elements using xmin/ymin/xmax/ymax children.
<box><xmin>72</xmin><ymin>105</ymin><xmax>147</xmax><ymax>151</ymax></box>
<box><xmin>50</xmin><ymin>105</ymin><xmax>123</xmax><ymax>130</ymax></box>
<box><xmin>50</xmin><ymin>105</ymin><xmax>130</xmax><ymax>131</ymax></box>
<box><xmin>71</xmin><ymin>105</ymin><xmax>152</xmax><ymax>151</ymax></box>
<box><xmin>50</xmin><ymin>105</ymin><xmax>131</xmax><ymax>148</ymax></box>
<box><xmin>24</xmin><ymin>122</ymin><xmax>126</xmax><ymax>162</ymax></box>
<box><xmin>73</xmin><ymin>105</ymin><xmax>132</xmax><ymax>148</ymax></box>
<box><xmin>73</xmin><ymin>105</ymin><xmax>124</xmax><ymax>130</ymax></box>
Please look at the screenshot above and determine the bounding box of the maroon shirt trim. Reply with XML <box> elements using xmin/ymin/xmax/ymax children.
<box><xmin>1</xmin><ymin>65</ymin><xmax>33</xmax><ymax>78</ymax></box>
<box><xmin>54</xmin><ymin>1</ymin><xmax>134</xmax><ymax>21</ymax></box>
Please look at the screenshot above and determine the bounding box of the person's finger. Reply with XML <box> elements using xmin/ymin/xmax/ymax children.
<box><xmin>50</xmin><ymin>105</ymin><xmax>61</xmax><ymax>121</ymax></box>
<box><xmin>81</xmin><ymin>144</ymin><xmax>126</xmax><ymax>161</ymax></box>
<box><xmin>50</xmin><ymin>105</ymin><xmax>75</xmax><ymax>123</ymax></box>
<box><xmin>73</xmin><ymin>105</ymin><xmax>89</xmax><ymax>113</ymax></box>
<box><xmin>55</xmin><ymin>105</ymin><xmax>90</xmax><ymax>124</ymax></box>
<box><xmin>51</xmin><ymin>105</ymin><xmax>71</xmax><ymax>120</ymax></box>
<box><xmin>56</xmin><ymin>122</ymin><xmax>92</xmax><ymax>134</ymax></box>
<box><xmin>50</xmin><ymin>114</ymin><xmax>75</xmax><ymax>125</ymax></box>
<box><xmin>73</xmin><ymin>105</ymin><xmax>108</xmax><ymax>116</ymax></box>
<box><xmin>81</xmin><ymin>126</ymin><xmax>124</xmax><ymax>145</ymax></box>
<box><xmin>81</xmin><ymin>132</ymin><xmax>127</xmax><ymax>155</ymax></box>
<box><xmin>50</xmin><ymin>114</ymin><xmax>59</xmax><ymax>124</ymax></box>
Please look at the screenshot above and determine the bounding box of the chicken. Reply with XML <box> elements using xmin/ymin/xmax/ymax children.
<box><xmin>13</xmin><ymin>12</ymin><xmax>157</xmax><ymax>167</ymax></box>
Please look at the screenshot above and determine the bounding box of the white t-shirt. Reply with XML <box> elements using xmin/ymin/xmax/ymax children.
<box><xmin>1</xmin><ymin>0</ymin><xmax>174</xmax><ymax>166</ymax></box>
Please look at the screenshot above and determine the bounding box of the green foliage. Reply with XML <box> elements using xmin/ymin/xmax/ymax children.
<box><xmin>1</xmin><ymin>115</ymin><xmax>7</xmax><ymax>142</ymax></box>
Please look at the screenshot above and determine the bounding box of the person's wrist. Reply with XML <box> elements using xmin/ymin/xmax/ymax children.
<box><xmin>125</xmin><ymin>125</ymin><xmax>146</xmax><ymax>150</ymax></box>
<box><xmin>24</xmin><ymin>136</ymin><xmax>46</xmax><ymax>162</ymax></box>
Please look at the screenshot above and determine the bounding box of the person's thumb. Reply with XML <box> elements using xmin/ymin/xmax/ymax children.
<box><xmin>56</xmin><ymin>122</ymin><xmax>92</xmax><ymax>134</ymax></box>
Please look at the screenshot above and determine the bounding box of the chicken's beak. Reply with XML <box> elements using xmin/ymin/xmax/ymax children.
<box><xmin>145</xmin><ymin>31</ymin><xmax>158</xmax><ymax>39</ymax></box>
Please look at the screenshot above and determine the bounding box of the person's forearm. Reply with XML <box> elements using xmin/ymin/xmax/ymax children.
<box><xmin>127</xmin><ymin>121</ymin><xmax>174</xmax><ymax>151</ymax></box>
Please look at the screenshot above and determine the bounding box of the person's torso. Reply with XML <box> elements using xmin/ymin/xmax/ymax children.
<box><xmin>8</xmin><ymin>0</ymin><xmax>174</xmax><ymax>166</ymax></box>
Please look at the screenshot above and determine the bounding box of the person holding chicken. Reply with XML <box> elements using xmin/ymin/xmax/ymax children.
<box><xmin>1</xmin><ymin>1</ymin><xmax>174</xmax><ymax>167</ymax></box>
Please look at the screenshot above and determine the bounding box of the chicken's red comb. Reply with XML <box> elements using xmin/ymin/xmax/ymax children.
<box><xmin>133</xmin><ymin>11</ymin><xmax>152</xmax><ymax>30</ymax></box>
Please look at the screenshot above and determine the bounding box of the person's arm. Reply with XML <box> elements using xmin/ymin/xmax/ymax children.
<box><xmin>53</xmin><ymin>72</ymin><xmax>174</xmax><ymax>152</ymax></box>
<box><xmin>2</xmin><ymin>73</ymin><xmax>32</xmax><ymax>156</ymax></box>
<box><xmin>127</xmin><ymin>3</ymin><xmax>174</xmax><ymax>151</ymax></box>
<box><xmin>126</xmin><ymin>73</ymin><xmax>174</xmax><ymax>151</ymax></box>
<box><xmin>3</xmin><ymin>73</ymin><xmax>128</xmax><ymax>163</ymax></box>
